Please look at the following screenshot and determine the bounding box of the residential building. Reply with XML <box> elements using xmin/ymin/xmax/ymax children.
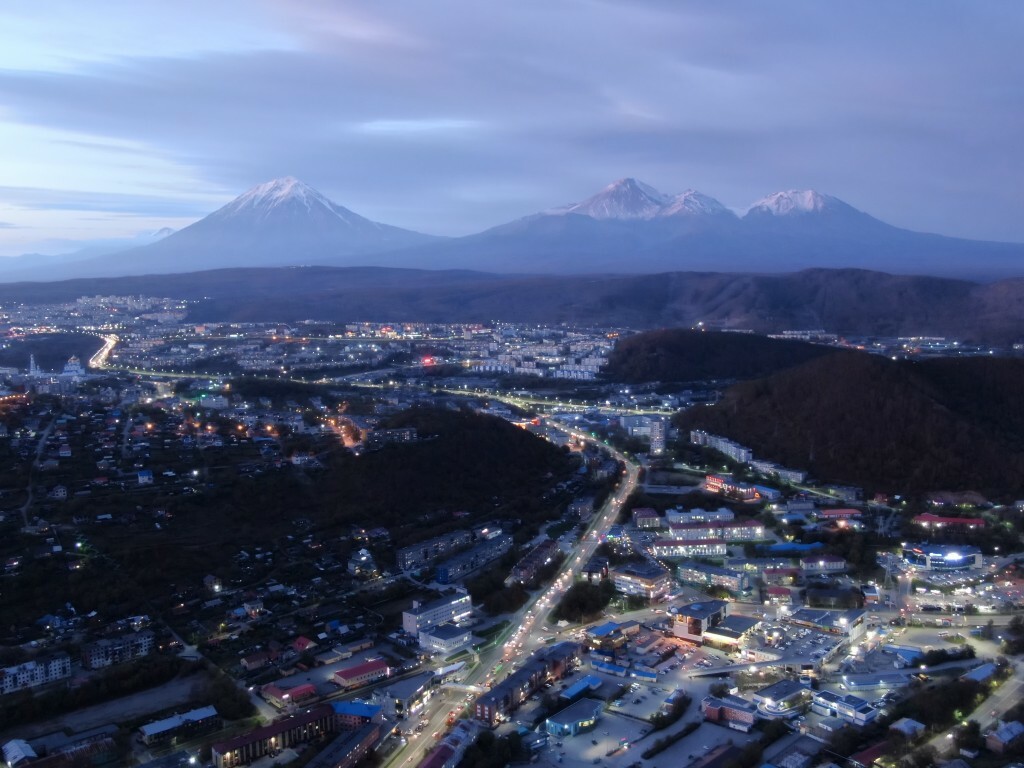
<box><xmin>611</xmin><ymin>561</ymin><xmax>672</xmax><ymax>599</ymax></box>
<box><xmin>631</xmin><ymin>508</ymin><xmax>661</xmax><ymax>528</ymax></box>
<box><xmin>811</xmin><ymin>690</ymin><xmax>877</xmax><ymax>726</ymax></box>
<box><xmin>331</xmin><ymin>701</ymin><xmax>384</xmax><ymax>730</ymax></box>
<box><xmin>667</xmin><ymin>519</ymin><xmax>765</xmax><ymax>542</ymax></box>
<box><xmin>262</xmin><ymin>682</ymin><xmax>318</xmax><ymax>709</ymax></box>
<box><xmin>474</xmin><ymin>642</ymin><xmax>579</xmax><ymax>726</ymax></box>
<box><xmin>305</xmin><ymin>722</ymin><xmax>381</xmax><ymax>768</ymax></box>
<box><xmin>689</xmin><ymin>431</ymin><xmax>752</xmax><ymax>463</ymax></box>
<box><xmin>81</xmin><ymin>631</ymin><xmax>155</xmax><ymax>669</ymax></box>
<box><xmin>419</xmin><ymin>721</ymin><xmax>478</xmax><ymax>768</ymax></box>
<box><xmin>816</xmin><ymin>508</ymin><xmax>862</xmax><ymax>521</ymax></box>
<box><xmin>402</xmin><ymin>590</ymin><xmax>472</xmax><ymax>637</ymax></box>
<box><xmin>800</xmin><ymin>554</ymin><xmax>848</xmax><ymax>574</ymax></box>
<box><xmin>678</xmin><ymin>561</ymin><xmax>751</xmax><ymax>594</ymax></box>
<box><xmin>700</xmin><ymin>695</ymin><xmax>757</xmax><ymax>732</ymax></box>
<box><xmin>671</xmin><ymin>600</ymin><xmax>729</xmax><ymax>643</ymax></box>
<box><xmin>545</xmin><ymin>698</ymin><xmax>603</xmax><ymax>737</ymax></box>
<box><xmin>435</xmin><ymin>534</ymin><xmax>512</xmax><ymax>584</ymax></box>
<box><xmin>888</xmin><ymin>718</ymin><xmax>925</xmax><ymax>741</ymax></box>
<box><xmin>365</xmin><ymin>427</ymin><xmax>417</xmax><ymax>450</ymax></box>
<box><xmin>138</xmin><ymin>706</ymin><xmax>221</xmax><ymax>746</ymax></box>
<box><xmin>665</xmin><ymin>507</ymin><xmax>734</xmax><ymax>525</ymax></box>
<box><xmin>333</xmin><ymin>659</ymin><xmax>390</xmax><ymax>690</ymax></box>
<box><xmin>211</xmin><ymin>706</ymin><xmax>335</xmax><ymax>768</ymax></box>
<box><xmin>396</xmin><ymin>531</ymin><xmax>473</xmax><ymax>572</ymax></box>
<box><xmin>652</xmin><ymin>539</ymin><xmax>727</xmax><ymax>559</ymax></box>
<box><xmin>569</xmin><ymin>497</ymin><xmax>595</xmax><ymax>519</ymax></box>
<box><xmin>0</xmin><ymin>654</ymin><xmax>72</xmax><ymax>695</ymax></box>
<box><xmin>507</xmin><ymin>540</ymin><xmax>559</xmax><ymax>586</ymax></box>
<box><xmin>648</xmin><ymin>418</ymin><xmax>667</xmax><ymax>455</ymax></box>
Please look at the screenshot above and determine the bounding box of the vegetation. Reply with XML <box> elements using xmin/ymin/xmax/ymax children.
<box><xmin>678</xmin><ymin>352</ymin><xmax>1024</xmax><ymax>495</ymax></box>
<box><xmin>604</xmin><ymin>329</ymin><xmax>839</xmax><ymax>384</ymax></box>
<box><xmin>648</xmin><ymin>693</ymin><xmax>691</xmax><ymax>731</ymax></box>
<box><xmin>640</xmin><ymin>721</ymin><xmax>700</xmax><ymax>759</ymax></box>
<box><xmin>458</xmin><ymin>730</ymin><xmax>526</xmax><ymax>768</ymax></box>
<box><xmin>552</xmin><ymin>580</ymin><xmax>615</xmax><ymax>623</ymax></box>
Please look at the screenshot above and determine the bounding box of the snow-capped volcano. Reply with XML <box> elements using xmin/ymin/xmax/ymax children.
<box><xmin>45</xmin><ymin>178</ymin><xmax>439</xmax><ymax>277</ymax></box>
<box><xmin>552</xmin><ymin>178</ymin><xmax>730</xmax><ymax>221</ymax></box>
<box><xmin>746</xmin><ymin>189</ymin><xmax>847</xmax><ymax>217</ymax></box>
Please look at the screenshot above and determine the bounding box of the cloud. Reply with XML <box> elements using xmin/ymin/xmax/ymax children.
<box><xmin>0</xmin><ymin>1</ymin><xmax>1019</xmax><ymax>241</ymax></box>
<box><xmin>0</xmin><ymin>221</ymin><xmax>18</xmax><ymax>228</ymax></box>
<box><xmin>0</xmin><ymin>185</ymin><xmax>213</xmax><ymax>217</ymax></box>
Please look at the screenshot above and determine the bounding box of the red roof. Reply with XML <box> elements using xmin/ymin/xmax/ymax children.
<box><xmin>334</xmin><ymin>658</ymin><xmax>389</xmax><ymax>681</ymax></box>
<box><xmin>849</xmin><ymin>741</ymin><xmax>891</xmax><ymax>768</ymax></box>
<box><xmin>913</xmin><ymin>513</ymin><xmax>985</xmax><ymax>527</ymax></box>
<box><xmin>818</xmin><ymin>508</ymin><xmax>862</xmax><ymax>518</ymax></box>
<box><xmin>766</xmin><ymin>587</ymin><xmax>791</xmax><ymax>595</ymax></box>
<box><xmin>654</xmin><ymin>538</ymin><xmax>728</xmax><ymax>547</ymax></box>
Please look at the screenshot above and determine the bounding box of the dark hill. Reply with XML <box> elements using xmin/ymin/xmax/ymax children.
<box><xmin>676</xmin><ymin>353</ymin><xmax>1024</xmax><ymax>496</ymax></box>
<box><xmin>604</xmin><ymin>329</ymin><xmax>844</xmax><ymax>383</ymax></box>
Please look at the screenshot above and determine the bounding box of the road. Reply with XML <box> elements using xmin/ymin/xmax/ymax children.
<box><xmin>385</xmin><ymin>414</ymin><xmax>640</xmax><ymax>768</ymax></box>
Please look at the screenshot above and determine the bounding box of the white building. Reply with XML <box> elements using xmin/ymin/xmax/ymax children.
<box><xmin>0</xmin><ymin>654</ymin><xmax>72</xmax><ymax>695</ymax></box>
<box><xmin>402</xmin><ymin>591</ymin><xmax>472</xmax><ymax>637</ymax></box>
<box><xmin>418</xmin><ymin>624</ymin><xmax>473</xmax><ymax>654</ymax></box>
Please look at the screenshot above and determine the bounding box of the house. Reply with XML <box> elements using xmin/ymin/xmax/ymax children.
<box><xmin>987</xmin><ymin>720</ymin><xmax>1024</xmax><ymax>754</ymax></box>
<box><xmin>889</xmin><ymin>717</ymin><xmax>925</xmax><ymax>740</ymax></box>
<box><xmin>293</xmin><ymin>636</ymin><xmax>318</xmax><ymax>654</ymax></box>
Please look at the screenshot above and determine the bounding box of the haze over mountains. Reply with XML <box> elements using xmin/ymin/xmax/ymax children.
<box><xmin>2</xmin><ymin>177</ymin><xmax>1023</xmax><ymax>281</ymax></box>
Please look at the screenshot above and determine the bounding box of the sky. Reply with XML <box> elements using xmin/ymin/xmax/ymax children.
<box><xmin>0</xmin><ymin>0</ymin><xmax>1021</xmax><ymax>256</ymax></box>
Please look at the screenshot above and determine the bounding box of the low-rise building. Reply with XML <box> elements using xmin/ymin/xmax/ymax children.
<box><xmin>811</xmin><ymin>690</ymin><xmax>877</xmax><ymax>726</ymax></box>
<box><xmin>138</xmin><ymin>706</ymin><xmax>221</xmax><ymax>746</ymax></box>
<box><xmin>700</xmin><ymin>694</ymin><xmax>757</xmax><ymax>732</ymax></box>
<box><xmin>545</xmin><ymin>698</ymin><xmax>603</xmax><ymax>737</ymax></box>
<box><xmin>419</xmin><ymin>624</ymin><xmax>472</xmax><ymax>654</ymax></box>
<box><xmin>799</xmin><ymin>554</ymin><xmax>848</xmax><ymax>574</ymax></box>
<box><xmin>665</xmin><ymin>507</ymin><xmax>734</xmax><ymax>525</ymax></box>
<box><xmin>396</xmin><ymin>531</ymin><xmax>473</xmax><ymax>572</ymax></box>
<box><xmin>986</xmin><ymin>720</ymin><xmax>1024</xmax><ymax>755</ymax></box>
<box><xmin>631</xmin><ymin>508</ymin><xmax>660</xmax><ymax>528</ymax></box>
<box><xmin>262</xmin><ymin>681</ymin><xmax>318</xmax><ymax>709</ymax></box>
<box><xmin>751</xmin><ymin>679</ymin><xmax>808</xmax><ymax>714</ymax></box>
<box><xmin>333</xmin><ymin>659</ymin><xmax>390</xmax><ymax>690</ymax></box>
<box><xmin>901</xmin><ymin>543</ymin><xmax>983</xmax><ymax>571</ymax></box>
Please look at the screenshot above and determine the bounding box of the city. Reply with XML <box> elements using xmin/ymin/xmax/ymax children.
<box><xmin>0</xmin><ymin>304</ymin><xmax>1022</xmax><ymax>768</ymax></box>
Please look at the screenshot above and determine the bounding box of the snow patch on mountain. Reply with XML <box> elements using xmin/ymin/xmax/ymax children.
<box><xmin>746</xmin><ymin>190</ymin><xmax>840</xmax><ymax>216</ymax></box>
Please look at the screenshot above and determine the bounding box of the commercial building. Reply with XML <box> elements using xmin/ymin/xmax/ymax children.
<box><xmin>331</xmin><ymin>701</ymin><xmax>384</xmax><ymax>730</ymax></box>
<box><xmin>751</xmin><ymin>679</ymin><xmax>808</xmax><ymax>714</ymax></box>
<box><xmin>901</xmin><ymin>543</ymin><xmax>983</xmax><ymax>571</ymax></box>
<box><xmin>677</xmin><ymin>561</ymin><xmax>751</xmax><ymax>594</ymax></box>
<box><xmin>418</xmin><ymin>624</ymin><xmax>472</xmax><ymax>654</ymax></box>
<box><xmin>262</xmin><ymin>682</ymin><xmax>318</xmax><ymax>709</ymax></box>
<box><xmin>671</xmin><ymin>600</ymin><xmax>729</xmax><ymax>643</ymax></box>
<box><xmin>81</xmin><ymin>630</ymin><xmax>155</xmax><ymax>669</ymax></box>
<box><xmin>212</xmin><ymin>705</ymin><xmax>335</xmax><ymax>768</ymax></box>
<box><xmin>700</xmin><ymin>695</ymin><xmax>757</xmax><ymax>732</ymax></box>
<box><xmin>138</xmin><ymin>707</ymin><xmax>221</xmax><ymax>746</ymax></box>
<box><xmin>811</xmin><ymin>690</ymin><xmax>877</xmax><ymax>726</ymax></box>
<box><xmin>396</xmin><ymin>531</ymin><xmax>473</xmax><ymax>572</ymax></box>
<box><xmin>372</xmin><ymin>672</ymin><xmax>435</xmax><ymax>719</ymax></box>
<box><xmin>544</xmin><ymin>698</ymin><xmax>604</xmax><ymax>737</ymax></box>
<box><xmin>402</xmin><ymin>591</ymin><xmax>472</xmax><ymax>637</ymax></box>
<box><xmin>786</xmin><ymin>608</ymin><xmax>866</xmax><ymax>641</ymax></box>
<box><xmin>652</xmin><ymin>539</ymin><xmax>728</xmax><ymax>559</ymax></box>
<box><xmin>474</xmin><ymin>642</ymin><xmax>579</xmax><ymax>726</ymax></box>
<box><xmin>435</xmin><ymin>534</ymin><xmax>512</xmax><ymax>583</ymax></box>
<box><xmin>419</xmin><ymin>721</ymin><xmax>478</xmax><ymax>768</ymax></box>
<box><xmin>611</xmin><ymin>561</ymin><xmax>672</xmax><ymax>599</ymax></box>
<box><xmin>333</xmin><ymin>659</ymin><xmax>390</xmax><ymax>690</ymax></box>
<box><xmin>0</xmin><ymin>654</ymin><xmax>72</xmax><ymax>695</ymax></box>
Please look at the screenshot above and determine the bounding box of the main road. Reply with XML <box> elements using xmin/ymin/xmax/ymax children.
<box><xmin>385</xmin><ymin>411</ymin><xmax>641</xmax><ymax>768</ymax></box>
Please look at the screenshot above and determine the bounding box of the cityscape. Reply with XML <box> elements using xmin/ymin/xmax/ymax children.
<box><xmin>0</xmin><ymin>4</ymin><xmax>1023</xmax><ymax>768</ymax></box>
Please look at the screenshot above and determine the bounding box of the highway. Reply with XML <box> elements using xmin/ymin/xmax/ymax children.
<box><xmin>384</xmin><ymin>414</ymin><xmax>641</xmax><ymax>768</ymax></box>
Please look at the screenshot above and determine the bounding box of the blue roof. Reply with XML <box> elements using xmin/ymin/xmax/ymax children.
<box><xmin>560</xmin><ymin>675</ymin><xmax>602</xmax><ymax>699</ymax></box>
<box><xmin>332</xmin><ymin>701</ymin><xmax>381</xmax><ymax>718</ymax></box>
<box><xmin>766</xmin><ymin>542</ymin><xmax>823</xmax><ymax>553</ymax></box>
<box><xmin>588</xmin><ymin>621</ymin><xmax>620</xmax><ymax>637</ymax></box>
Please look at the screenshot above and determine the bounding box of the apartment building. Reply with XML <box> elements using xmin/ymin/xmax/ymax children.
<box><xmin>402</xmin><ymin>591</ymin><xmax>472</xmax><ymax>637</ymax></box>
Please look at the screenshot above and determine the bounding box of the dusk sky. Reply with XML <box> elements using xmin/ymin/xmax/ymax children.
<box><xmin>0</xmin><ymin>1</ymin><xmax>1021</xmax><ymax>256</ymax></box>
